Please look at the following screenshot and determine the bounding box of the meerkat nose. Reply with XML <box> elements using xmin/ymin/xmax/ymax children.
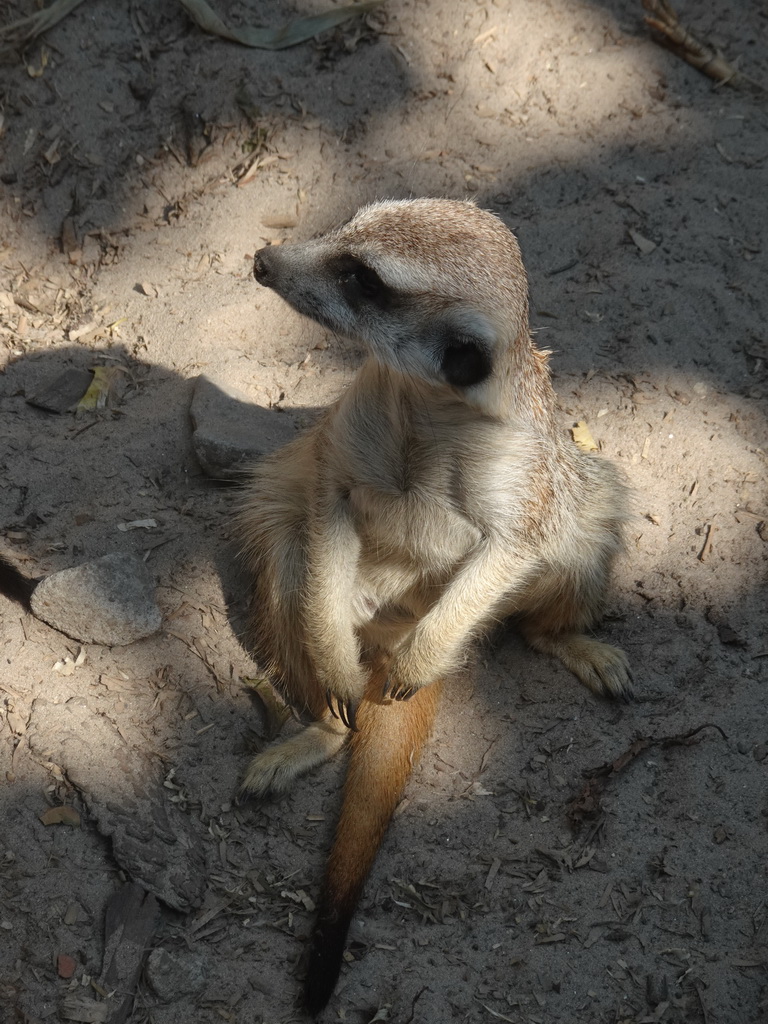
<box><xmin>253</xmin><ymin>246</ymin><xmax>276</xmax><ymax>286</ymax></box>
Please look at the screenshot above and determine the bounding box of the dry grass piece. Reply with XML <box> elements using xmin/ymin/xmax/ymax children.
<box><xmin>0</xmin><ymin>0</ymin><xmax>87</xmax><ymax>52</ymax></box>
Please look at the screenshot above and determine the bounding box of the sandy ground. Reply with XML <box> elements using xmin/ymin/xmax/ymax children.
<box><xmin>1</xmin><ymin>1</ymin><xmax>767</xmax><ymax>1022</ymax></box>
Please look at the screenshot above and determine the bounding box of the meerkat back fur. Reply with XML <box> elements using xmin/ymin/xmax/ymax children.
<box><xmin>238</xmin><ymin>198</ymin><xmax>630</xmax><ymax>1012</ymax></box>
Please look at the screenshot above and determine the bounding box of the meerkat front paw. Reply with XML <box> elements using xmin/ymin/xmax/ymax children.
<box><xmin>381</xmin><ymin>649</ymin><xmax>433</xmax><ymax>702</ymax></box>
<box><xmin>383</xmin><ymin>635</ymin><xmax>451</xmax><ymax>700</ymax></box>
<box><xmin>382</xmin><ymin>675</ymin><xmax>423</xmax><ymax>702</ymax></box>
<box><xmin>385</xmin><ymin>675</ymin><xmax>421</xmax><ymax>700</ymax></box>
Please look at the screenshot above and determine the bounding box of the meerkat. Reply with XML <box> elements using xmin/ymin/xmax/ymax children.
<box><xmin>237</xmin><ymin>197</ymin><xmax>630</xmax><ymax>1013</ymax></box>
<box><xmin>0</xmin><ymin>556</ymin><xmax>36</xmax><ymax>609</ymax></box>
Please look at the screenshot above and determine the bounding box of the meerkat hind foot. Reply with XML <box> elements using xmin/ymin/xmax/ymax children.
<box><xmin>239</xmin><ymin>717</ymin><xmax>348</xmax><ymax>802</ymax></box>
<box><xmin>525</xmin><ymin>630</ymin><xmax>633</xmax><ymax>702</ymax></box>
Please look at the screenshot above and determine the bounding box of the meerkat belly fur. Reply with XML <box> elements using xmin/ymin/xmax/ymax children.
<box><xmin>238</xmin><ymin>198</ymin><xmax>630</xmax><ymax>1013</ymax></box>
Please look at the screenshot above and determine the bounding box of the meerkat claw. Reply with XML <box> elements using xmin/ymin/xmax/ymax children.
<box><xmin>325</xmin><ymin>690</ymin><xmax>358</xmax><ymax>730</ymax></box>
<box><xmin>325</xmin><ymin>689</ymin><xmax>339</xmax><ymax>719</ymax></box>
<box><xmin>340</xmin><ymin>698</ymin><xmax>358</xmax><ymax>731</ymax></box>
<box><xmin>389</xmin><ymin>681</ymin><xmax>416</xmax><ymax>701</ymax></box>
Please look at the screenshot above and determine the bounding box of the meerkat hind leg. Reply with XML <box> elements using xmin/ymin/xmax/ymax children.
<box><xmin>239</xmin><ymin>716</ymin><xmax>349</xmax><ymax>801</ymax></box>
<box><xmin>523</xmin><ymin>627</ymin><xmax>633</xmax><ymax>701</ymax></box>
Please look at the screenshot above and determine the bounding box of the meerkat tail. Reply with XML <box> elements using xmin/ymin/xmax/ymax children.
<box><xmin>303</xmin><ymin>673</ymin><xmax>443</xmax><ymax>1015</ymax></box>
<box><xmin>0</xmin><ymin>555</ymin><xmax>36</xmax><ymax>610</ymax></box>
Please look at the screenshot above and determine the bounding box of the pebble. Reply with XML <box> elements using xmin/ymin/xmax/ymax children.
<box><xmin>145</xmin><ymin>948</ymin><xmax>208</xmax><ymax>1002</ymax></box>
<box><xmin>30</xmin><ymin>552</ymin><xmax>162</xmax><ymax>645</ymax></box>
<box><xmin>190</xmin><ymin>373</ymin><xmax>296</xmax><ymax>480</ymax></box>
<box><xmin>57</xmin><ymin>953</ymin><xmax>77</xmax><ymax>979</ymax></box>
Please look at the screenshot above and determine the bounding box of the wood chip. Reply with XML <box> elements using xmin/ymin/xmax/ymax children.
<box><xmin>698</xmin><ymin>521</ymin><xmax>716</xmax><ymax>561</ymax></box>
<box><xmin>629</xmin><ymin>228</ymin><xmax>657</xmax><ymax>255</ymax></box>
<box><xmin>484</xmin><ymin>858</ymin><xmax>502</xmax><ymax>890</ymax></box>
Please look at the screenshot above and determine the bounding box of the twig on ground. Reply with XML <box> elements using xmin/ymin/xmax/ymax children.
<box><xmin>642</xmin><ymin>0</ymin><xmax>763</xmax><ymax>90</ymax></box>
<box><xmin>568</xmin><ymin>723</ymin><xmax>727</xmax><ymax>827</ymax></box>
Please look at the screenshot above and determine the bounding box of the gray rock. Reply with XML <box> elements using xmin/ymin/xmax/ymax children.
<box><xmin>30</xmin><ymin>552</ymin><xmax>162</xmax><ymax>645</ymax></box>
<box><xmin>27</xmin><ymin>367</ymin><xmax>94</xmax><ymax>413</ymax></box>
<box><xmin>190</xmin><ymin>373</ymin><xmax>296</xmax><ymax>480</ymax></box>
<box><xmin>145</xmin><ymin>947</ymin><xmax>208</xmax><ymax>1003</ymax></box>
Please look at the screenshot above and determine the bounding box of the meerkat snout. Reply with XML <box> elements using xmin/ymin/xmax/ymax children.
<box><xmin>253</xmin><ymin>247</ymin><xmax>277</xmax><ymax>286</ymax></box>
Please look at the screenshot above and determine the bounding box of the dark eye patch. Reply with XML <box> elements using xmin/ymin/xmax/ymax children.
<box><xmin>351</xmin><ymin>263</ymin><xmax>385</xmax><ymax>299</ymax></box>
<box><xmin>332</xmin><ymin>256</ymin><xmax>394</xmax><ymax>308</ymax></box>
<box><xmin>440</xmin><ymin>341</ymin><xmax>492</xmax><ymax>388</ymax></box>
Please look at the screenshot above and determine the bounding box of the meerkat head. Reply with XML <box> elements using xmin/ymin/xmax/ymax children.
<box><xmin>253</xmin><ymin>198</ymin><xmax>534</xmax><ymax>411</ymax></box>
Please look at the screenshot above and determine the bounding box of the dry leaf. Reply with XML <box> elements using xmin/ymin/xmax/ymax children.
<box><xmin>76</xmin><ymin>366</ymin><xmax>119</xmax><ymax>412</ymax></box>
<box><xmin>117</xmin><ymin>518</ymin><xmax>158</xmax><ymax>532</ymax></box>
<box><xmin>1</xmin><ymin>0</ymin><xmax>360</xmax><ymax>54</ymax></box>
<box><xmin>367</xmin><ymin>1009</ymin><xmax>391</xmax><ymax>1023</ymax></box>
<box><xmin>39</xmin><ymin>805</ymin><xmax>81</xmax><ymax>826</ymax></box>
<box><xmin>58</xmin><ymin>995</ymin><xmax>108</xmax><ymax>1024</ymax></box>
<box><xmin>570</xmin><ymin>421</ymin><xmax>599</xmax><ymax>452</ymax></box>
<box><xmin>177</xmin><ymin>0</ymin><xmax>383</xmax><ymax>50</ymax></box>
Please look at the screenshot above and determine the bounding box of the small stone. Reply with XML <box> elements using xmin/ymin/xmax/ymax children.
<box><xmin>30</xmin><ymin>553</ymin><xmax>162</xmax><ymax>645</ymax></box>
<box><xmin>145</xmin><ymin>947</ymin><xmax>207</xmax><ymax>1002</ymax></box>
<box><xmin>713</xmin><ymin>825</ymin><xmax>728</xmax><ymax>844</ymax></box>
<box><xmin>190</xmin><ymin>374</ymin><xmax>297</xmax><ymax>480</ymax></box>
<box><xmin>63</xmin><ymin>903</ymin><xmax>81</xmax><ymax>925</ymax></box>
<box><xmin>629</xmin><ymin>228</ymin><xmax>657</xmax><ymax>255</ymax></box>
<box><xmin>57</xmin><ymin>953</ymin><xmax>77</xmax><ymax>978</ymax></box>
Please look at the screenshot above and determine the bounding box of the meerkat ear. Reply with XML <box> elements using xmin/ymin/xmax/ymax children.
<box><xmin>439</xmin><ymin>335</ymin><xmax>493</xmax><ymax>388</ymax></box>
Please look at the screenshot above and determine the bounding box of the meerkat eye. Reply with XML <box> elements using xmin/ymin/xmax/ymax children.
<box><xmin>440</xmin><ymin>340</ymin><xmax>493</xmax><ymax>389</ymax></box>
<box><xmin>339</xmin><ymin>260</ymin><xmax>386</xmax><ymax>302</ymax></box>
<box><xmin>354</xmin><ymin>264</ymin><xmax>385</xmax><ymax>297</ymax></box>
